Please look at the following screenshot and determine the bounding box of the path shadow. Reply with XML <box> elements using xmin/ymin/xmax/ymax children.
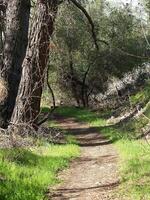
<box><xmin>51</xmin><ymin>112</ymin><xmax>121</xmax><ymax>147</ymax></box>
<box><xmin>51</xmin><ymin>125</ymin><xmax>115</xmax><ymax>147</ymax></box>
<box><xmin>62</xmin><ymin>126</ymin><xmax>114</xmax><ymax>146</ymax></box>
<box><xmin>78</xmin><ymin>140</ymin><xmax>113</xmax><ymax>147</ymax></box>
<box><xmin>50</xmin><ymin>181</ymin><xmax>120</xmax><ymax>199</ymax></box>
<box><xmin>72</xmin><ymin>155</ymin><xmax>118</xmax><ymax>167</ymax></box>
<box><xmin>48</xmin><ymin>113</ymin><xmax>120</xmax><ymax>200</ymax></box>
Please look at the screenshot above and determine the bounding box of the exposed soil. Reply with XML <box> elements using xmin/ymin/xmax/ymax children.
<box><xmin>48</xmin><ymin>116</ymin><xmax>123</xmax><ymax>200</ymax></box>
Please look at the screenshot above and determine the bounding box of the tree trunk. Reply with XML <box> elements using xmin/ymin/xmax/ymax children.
<box><xmin>0</xmin><ymin>0</ymin><xmax>30</xmax><ymax>127</ymax></box>
<box><xmin>47</xmin><ymin>65</ymin><xmax>56</xmax><ymax>108</ymax></box>
<box><xmin>11</xmin><ymin>0</ymin><xmax>58</xmax><ymax>127</ymax></box>
<box><xmin>81</xmin><ymin>65</ymin><xmax>91</xmax><ymax>107</ymax></box>
<box><xmin>0</xmin><ymin>1</ymin><xmax>5</xmax><ymax>67</ymax></box>
<box><xmin>68</xmin><ymin>50</ymin><xmax>81</xmax><ymax>107</ymax></box>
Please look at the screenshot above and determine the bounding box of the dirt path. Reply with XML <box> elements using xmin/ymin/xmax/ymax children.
<box><xmin>48</xmin><ymin>117</ymin><xmax>121</xmax><ymax>200</ymax></box>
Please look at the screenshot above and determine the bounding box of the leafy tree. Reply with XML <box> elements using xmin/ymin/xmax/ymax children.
<box><xmin>48</xmin><ymin>0</ymin><xmax>149</xmax><ymax>107</ymax></box>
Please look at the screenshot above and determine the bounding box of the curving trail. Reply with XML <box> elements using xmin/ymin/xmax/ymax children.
<box><xmin>48</xmin><ymin>116</ymin><xmax>124</xmax><ymax>200</ymax></box>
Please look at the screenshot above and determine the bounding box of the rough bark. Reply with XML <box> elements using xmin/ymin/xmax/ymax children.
<box><xmin>11</xmin><ymin>0</ymin><xmax>58</xmax><ymax>126</ymax></box>
<box><xmin>0</xmin><ymin>1</ymin><xmax>5</xmax><ymax>67</ymax></box>
<box><xmin>0</xmin><ymin>0</ymin><xmax>30</xmax><ymax>127</ymax></box>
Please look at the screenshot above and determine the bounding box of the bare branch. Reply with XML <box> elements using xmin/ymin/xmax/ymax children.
<box><xmin>47</xmin><ymin>65</ymin><xmax>56</xmax><ymax>109</ymax></box>
<box><xmin>37</xmin><ymin>107</ymin><xmax>56</xmax><ymax>126</ymax></box>
<box><xmin>70</xmin><ymin>0</ymin><xmax>99</xmax><ymax>50</ymax></box>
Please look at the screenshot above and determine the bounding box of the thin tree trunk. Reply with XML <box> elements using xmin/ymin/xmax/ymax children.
<box><xmin>47</xmin><ymin>65</ymin><xmax>56</xmax><ymax>108</ymax></box>
<box><xmin>0</xmin><ymin>0</ymin><xmax>30</xmax><ymax>127</ymax></box>
<box><xmin>68</xmin><ymin>50</ymin><xmax>80</xmax><ymax>106</ymax></box>
<box><xmin>81</xmin><ymin>65</ymin><xmax>91</xmax><ymax>107</ymax></box>
<box><xmin>11</xmin><ymin>0</ymin><xmax>58</xmax><ymax>127</ymax></box>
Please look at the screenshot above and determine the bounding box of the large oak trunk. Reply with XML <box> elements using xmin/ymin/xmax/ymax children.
<box><xmin>11</xmin><ymin>0</ymin><xmax>58</xmax><ymax>126</ymax></box>
<box><xmin>0</xmin><ymin>0</ymin><xmax>30</xmax><ymax>127</ymax></box>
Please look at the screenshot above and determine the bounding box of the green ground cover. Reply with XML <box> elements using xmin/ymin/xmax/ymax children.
<box><xmin>0</xmin><ymin>115</ymin><xmax>79</xmax><ymax>200</ymax></box>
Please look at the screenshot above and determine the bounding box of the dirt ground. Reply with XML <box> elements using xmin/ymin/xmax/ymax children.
<box><xmin>48</xmin><ymin>116</ymin><xmax>123</xmax><ymax>200</ymax></box>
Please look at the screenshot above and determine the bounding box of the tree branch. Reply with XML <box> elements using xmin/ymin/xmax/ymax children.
<box><xmin>47</xmin><ymin>65</ymin><xmax>56</xmax><ymax>109</ymax></box>
<box><xmin>70</xmin><ymin>0</ymin><xmax>99</xmax><ymax>50</ymax></box>
<box><xmin>37</xmin><ymin>107</ymin><xmax>56</xmax><ymax>126</ymax></box>
<box><xmin>0</xmin><ymin>1</ymin><xmax>6</xmax><ymax>13</ymax></box>
<box><xmin>37</xmin><ymin>66</ymin><xmax>56</xmax><ymax>126</ymax></box>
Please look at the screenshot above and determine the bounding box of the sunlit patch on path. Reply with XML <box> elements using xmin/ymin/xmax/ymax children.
<box><xmin>48</xmin><ymin>116</ymin><xmax>123</xmax><ymax>200</ymax></box>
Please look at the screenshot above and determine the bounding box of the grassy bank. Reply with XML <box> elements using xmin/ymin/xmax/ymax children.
<box><xmin>55</xmin><ymin>106</ymin><xmax>150</xmax><ymax>200</ymax></box>
<box><xmin>0</xmin><ymin>138</ymin><xmax>79</xmax><ymax>200</ymax></box>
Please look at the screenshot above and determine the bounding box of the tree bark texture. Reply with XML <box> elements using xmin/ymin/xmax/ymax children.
<box><xmin>0</xmin><ymin>0</ymin><xmax>30</xmax><ymax>127</ymax></box>
<box><xmin>11</xmin><ymin>0</ymin><xmax>58</xmax><ymax>126</ymax></box>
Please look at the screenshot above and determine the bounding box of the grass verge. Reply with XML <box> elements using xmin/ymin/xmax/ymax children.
<box><xmin>55</xmin><ymin>106</ymin><xmax>150</xmax><ymax>200</ymax></box>
<box><xmin>0</xmin><ymin>116</ymin><xmax>80</xmax><ymax>200</ymax></box>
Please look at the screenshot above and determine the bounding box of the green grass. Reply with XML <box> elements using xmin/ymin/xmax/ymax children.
<box><xmin>66</xmin><ymin>135</ymin><xmax>78</xmax><ymax>145</ymax></box>
<box><xmin>129</xmin><ymin>81</ymin><xmax>150</xmax><ymax>106</ymax></box>
<box><xmin>56</xmin><ymin>106</ymin><xmax>110</xmax><ymax>126</ymax></box>
<box><xmin>0</xmin><ymin>106</ymin><xmax>80</xmax><ymax>200</ymax></box>
<box><xmin>40</xmin><ymin>106</ymin><xmax>51</xmax><ymax>113</ymax></box>
<box><xmin>117</xmin><ymin>140</ymin><xmax>150</xmax><ymax>200</ymax></box>
<box><xmin>55</xmin><ymin>106</ymin><xmax>150</xmax><ymax>199</ymax></box>
<box><xmin>2</xmin><ymin>105</ymin><xmax>149</xmax><ymax>200</ymax></box>
<box><xmin>0</xmin><ymin>135</ymin><xmax>79</xmax><ymax>200</ymax></box>
<box><xmin>144</xmin><ymin>102</ymin><xmax>150</xmax><ymax>119</ymax></box>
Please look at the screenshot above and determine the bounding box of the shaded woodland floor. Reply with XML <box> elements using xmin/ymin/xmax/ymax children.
<box><xmin>48</xmin><ymin>116</ymin><xmax>124</xmax><ymax>200</ymax></box>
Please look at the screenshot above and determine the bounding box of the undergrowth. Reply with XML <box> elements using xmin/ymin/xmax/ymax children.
<box><xmin>129</xmin><ymin>81</ymin><xmax>150</xmax><ymax>106</ymax></box>
<box><xmin>0</xmin><ymin>113</ymin><xmax>80</xmax><ymax>200</ymax></box>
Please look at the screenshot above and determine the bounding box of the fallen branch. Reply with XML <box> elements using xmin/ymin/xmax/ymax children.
<box><xmin>136</xmin><ymin>128</ymin><xmax>150</xmax><ymax>140</ymax></box>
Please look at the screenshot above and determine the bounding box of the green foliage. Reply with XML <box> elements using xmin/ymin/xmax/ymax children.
<box><xmin>117</xmin><ymin>141</ymin><xmax>150</xmax><ymax>200</ymax></box>
<box><xmin>144</xmin><ymin>103</ymin><xmax>150</xmax><ymax>118</ymax></box>
<box><xmin>66</xmin><ymin>135</ymin><xmax>78</xmax><ymax>144</ymax></box>
<box><xmin>40</xmin><ymin>106</ymin><xmax>51</xmax><ymax>113</ymax></box>
<box><xmin>0</xmin><ymin>145</ymin><xmax>79</xmax><ymax>200</ymax></box>
<box><xmin>41</xmin><ymin>91</ymin><xmax>51</xmax><ymax>108</ymax></box>
<box><xmin>56</xmin><ymin>106</ymin><xmax>108</xmax><ymax>126</ymax></box>
<box><xmin>130</xmin><ymin>81</ymin><xmax>150</xmax><ymax>106</ymax></box>
<box><xmin>50</xmin><ymin>0</ymin><xmax>149</xmax><ymax>103</ymax></box>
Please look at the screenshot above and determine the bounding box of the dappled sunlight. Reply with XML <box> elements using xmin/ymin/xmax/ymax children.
<box><xmin>0</xmin><ymin>144</ymin><xmax>79</xmax><ymax>200</ymax></box>
<box><xmin>1</xmin><ymin>0</ymin><xmax>150</xmax><ymax>199</ymax></box>
<box><xmin>53</xmin><ymin>106</ymin><xmax>150</xmax><ymax>199</ymax></box>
